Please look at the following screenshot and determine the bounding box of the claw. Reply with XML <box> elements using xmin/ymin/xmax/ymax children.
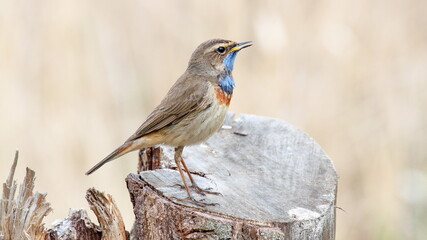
<box><xmin>171</xmin><ymin>196</ymin><xmax>219</xmax><ymax>207</ymax></box>
<box><xmin>192</xmin><ymin>184</ymin><xmax>222</xmax><ymax>196</ymax></box>
<box><xmin>172</xmin><ymin>183</ymin><xmax>221</xmax><ymax>196</ymax></box>
<box><xmin>172</xmin><ymin>183</ymin><xmax>186</xmax><ymax>189</ymax></box>
<box><xmin>172</xmin><ymin>146</ymin><xmax>221</xmax><ymax>206</ymax></box>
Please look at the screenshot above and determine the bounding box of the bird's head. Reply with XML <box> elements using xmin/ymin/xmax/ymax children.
<box><xmin>187</xmin><ymin>39</ymin><xmax>252</xmax><ymax>76</ymax></box>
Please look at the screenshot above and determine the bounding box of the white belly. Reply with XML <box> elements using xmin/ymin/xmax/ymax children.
<box><xmin>164</xmin><ymin>99</ymin><xmax>229</xmax><ymax>147</ymax></box>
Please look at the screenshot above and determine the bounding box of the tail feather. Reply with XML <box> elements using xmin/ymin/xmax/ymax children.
<box><xmin>85</xmin><ymin>142</ymin><xmax>133</xmax><ymax>175</ymax></box>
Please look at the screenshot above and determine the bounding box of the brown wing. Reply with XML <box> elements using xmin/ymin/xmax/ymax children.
<box><xmin>126</xmin><ymin>76</ymin><xmax>211</xmax><ymax>142</ymax></box>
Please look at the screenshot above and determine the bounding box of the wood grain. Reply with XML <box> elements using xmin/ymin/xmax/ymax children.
<box><xmin>0</xmin><ymin>151</ymin><xmax>52</xmax><ymax>240</ymax></box>
<box><xmin>127</xmin><ymin>113</ymin><xmax>338</xmax><ymax>239</ymax></box>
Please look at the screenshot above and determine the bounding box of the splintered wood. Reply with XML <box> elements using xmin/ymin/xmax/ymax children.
<box><xmin>46</xmin><ymin>209</ymin><xmax>102</xmax><ymax>240</ymax></box>
<box><xmin>86</xmin><ymin>188</ymin><xmax>127</xmax><ymax>240</ymax></box>
<box><xmin>0</xmin><ymin>151</ymin><xmax>52</xmax><ymax>240</ymax></box>
<box><xmin>0</xmin><ymin>151</ymin><xmax>127</xmax><ymax>240</ymax></box>
<box><xmin>138</xmin><ymin>147</ymin><xmax>162</xmax><ymax>172</ymax></box>
<box><xmin>46</xmin><ymin>190</ymin><xmax>128</xmax><ymax>240</ymax></box>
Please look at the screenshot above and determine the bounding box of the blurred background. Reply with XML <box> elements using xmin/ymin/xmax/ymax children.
<box><xmin>1</xmin><ymin>0</ymin><xmax>426</xmax><ymax>239</ymax></box>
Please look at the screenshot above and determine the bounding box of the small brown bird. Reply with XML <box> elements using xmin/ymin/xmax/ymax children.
<box><xmin>86</xmin><ymin>39</ymin><xmax>251</xmax><ymax>202</ymax></box>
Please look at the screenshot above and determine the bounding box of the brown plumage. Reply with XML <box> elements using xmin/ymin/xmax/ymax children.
<box><xmin>86</xmin><ymin>38</ymin><xmax>251</xmax><ymax>202</ymax></box>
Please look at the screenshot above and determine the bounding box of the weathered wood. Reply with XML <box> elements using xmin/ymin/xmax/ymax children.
<box><xmin>47</xmin><ymin>189</ymin><xmax>129</xmax><ymax>240</ymax></box>
<box><xmin>46</xmin><ymin>209</ymin><xmax>102</xmax><ymax>240</ymax></box>
<box><xmin>0</xmin><ymin>150</ymin><xmax>52</xmax><ymax>240</ymax></box>
<box><xmin>138</xmin><ymin>147</ymin><xmax>163</xmax><ymax>172</ymax></box>
<box><xmin>126</xmin><ymin>113</ymin><xmax>338</xmax><ymax>239</ymax></box>
<box><xmin>0</xmin><ymin>153</ymin><xmax>129</xmax><ymax>240</ymax></box>
<box><xmin>86</xmin><ymin>188</ymin><xmax>128</xmax><ymax>240</ymax></box>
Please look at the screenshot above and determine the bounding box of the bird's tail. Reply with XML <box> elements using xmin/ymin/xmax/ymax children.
<box><xmin>85</xmin><ymin>142</ymin><xmax>134</xmax><ymax>175</ymax></box>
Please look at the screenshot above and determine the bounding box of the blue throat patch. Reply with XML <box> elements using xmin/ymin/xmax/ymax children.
<box><xmin>219</xmin><ymin>51</ymin><xmax>239</xmax><ymax>94</ymax></box>
<box><xmin>223</xmin><ymin>51</ymin><xmax>238</xmax><ymax>72</ymax></box>
<box><xmin>219</xmin><ymin>74</ymin><xmax>235</xmax><ymax>94</ymax></box>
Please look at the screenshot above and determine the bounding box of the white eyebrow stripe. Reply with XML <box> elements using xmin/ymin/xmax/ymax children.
<box><xmin>204</xmin><ymin>42</ymin><xmax>234</xmax><ymax>54</ymax></box>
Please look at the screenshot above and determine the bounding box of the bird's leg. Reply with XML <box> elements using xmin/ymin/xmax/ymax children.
<box><xmin>173</xmin><ymin>147</ymin><xmax>220</xmax><ymax>206</ymax></box>
<box><xmin>174</xmin><ymin>146</ymin><xmax>193</xmax><ymax>201</ymax></box>
<box><xmin>179</xmin><ymin>148</ymin><xmax>221</xmax><ymax>196</ymax></box>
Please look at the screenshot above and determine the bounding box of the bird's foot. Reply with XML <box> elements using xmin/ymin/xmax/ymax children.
<box><xmin>191</xmin><ymin>184</ymin><xmax>222</xmax><ymax>196</ymax></box>
<box><xmin>171</xmin><ymin>196</ymin><xmax>219</xmax><ymax>207</ymax></box>
<box><xmin>172</xmin><ymin>184</ymin><xmax>221</xmax><ymax>196</ymax></box>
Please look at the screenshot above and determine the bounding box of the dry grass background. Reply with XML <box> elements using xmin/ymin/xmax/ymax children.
<box><xmin>1</xmin><ymin>0</ymin><xmax>426</xmax><ymax>239</ymax></box>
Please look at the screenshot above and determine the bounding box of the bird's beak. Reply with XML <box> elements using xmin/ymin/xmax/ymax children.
<box><xmin>230</xmin><ymin>41</ymin><xmax>252</xmax><ymax>52</ymax></box>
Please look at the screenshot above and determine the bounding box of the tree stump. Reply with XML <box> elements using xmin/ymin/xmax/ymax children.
<box><xmin>126</xmin><ymin>113</ymin><xmax>338</xmax><ymax>240</ymax></box>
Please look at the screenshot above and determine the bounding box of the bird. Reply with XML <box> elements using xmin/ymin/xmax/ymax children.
<box><xmin>86</xmin><ymin>38</ymin><xmax>252</xmax><ymax>203</ymax></box>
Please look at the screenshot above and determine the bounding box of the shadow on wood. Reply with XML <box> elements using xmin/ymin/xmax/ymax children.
<box><xmin>127</xmin><ymin>113</ymin><xmax>338</xmax><ymax>239</ymax></box>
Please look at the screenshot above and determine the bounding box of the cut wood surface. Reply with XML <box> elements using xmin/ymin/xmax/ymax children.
<box><xmin>127</xmin><ymin>113</ymin><xmax>338</xmax><ymax>239</ymax></box>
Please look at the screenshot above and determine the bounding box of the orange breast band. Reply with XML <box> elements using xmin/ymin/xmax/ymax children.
<box><xmin>215</xmin><ymin>87</ymin><xmax>232</xmax><ymax>106</ymax></box>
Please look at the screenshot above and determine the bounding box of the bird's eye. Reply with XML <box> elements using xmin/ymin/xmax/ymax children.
<box><xmin>216</xmin><ymin>47</ymin><xmax>226</xmax><ymax>54</ymax></box>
